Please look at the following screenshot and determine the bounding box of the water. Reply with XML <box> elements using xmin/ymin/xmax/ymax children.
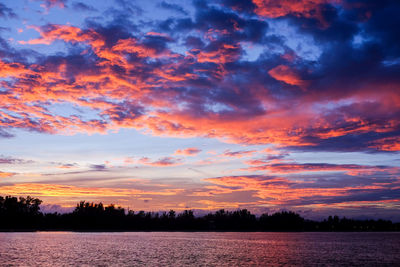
<box><xmin>0</xmin><ymin>232</ymin><xmax>399</xmax><ymax>266</ymax></box>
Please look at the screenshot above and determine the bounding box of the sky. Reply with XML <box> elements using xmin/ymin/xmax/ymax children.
<box><xmin>0</xmin><ymin>0</ymin><xmax>399</xmax><ymax>221</ymax></box>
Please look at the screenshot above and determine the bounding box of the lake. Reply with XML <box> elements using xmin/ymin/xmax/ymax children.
<box><xmin>0</xmin><ymin>232</ymin><xmax>399</xmax><ymax>266</ymax></box>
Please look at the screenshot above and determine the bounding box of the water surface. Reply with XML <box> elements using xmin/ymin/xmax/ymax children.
<box><xmin>1</xmin><ymin>232</ymin><xmax>399</xmax><ymax>266</ymax></box>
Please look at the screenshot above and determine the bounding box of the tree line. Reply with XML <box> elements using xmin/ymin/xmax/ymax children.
<box><xmin>1</xmin><ymin>196</ymin><xmax>399</xmax><ymax>231</ymax></box>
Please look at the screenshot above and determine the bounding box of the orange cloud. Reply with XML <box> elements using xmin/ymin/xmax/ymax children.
<box><xmin>0</xmin><ymin>171</ymin><xmax>14</xmax><ymax>178</ymax></box>
<box><xmin>252</xmin><ymin>0</ymin><xmax>341</xmax><ymax>27</ymax></box>
<box><xmin>0</xmin><ymin>60</ymin><xmax>32</xmax><ymax>78</ymax></box>
<box><xmin>204</xmin><ymin>175</ymin><xmax>388</xmax><ymax>205</ymax></box>
<box><xmin>19</xmin><ymin>25</ymin><xmax>87</xmax><ymax>45</ymax></box>
<box><xmin>368</xmin><ymin>137</ymin><xmax>400</xmax><ymax>152</ymax></box>
<box><xmin>0</xmin><ymin>183</ymin><xmax>182</xmax><ymax>197</ymax></box>
<box><xmin>189</xmin><ymin>44</ymin><xmax>240</xmax><ymax>64</ymax></box>
<box><xmin>4</xmin><ymin>22</ymin><xmax>397</xmax><ymax>153</ymax></box>
<box><xmin>268</xmin><ymin>65</ymin><xmax>308</xmax><ymax>88</ymax></box>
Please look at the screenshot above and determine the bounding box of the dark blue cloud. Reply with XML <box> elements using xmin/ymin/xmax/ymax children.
<box><xmin>72</xmin><ymin>2</ymin><xmax>97</xmax><ymax>12</ymax></box>
<box><xmin>159</xmin><ymin>1</ymin><xmax>188</xmax><ymax>15</ymax></box>
<box><xmin>221</xmin><ymin>0</ymin><xmax>256</xmax><ymax>14</ymax></box>
<box><xmin>0</xmin><ymin>3</ymin><xmax>16</xmax><ymax>19</ymax></box>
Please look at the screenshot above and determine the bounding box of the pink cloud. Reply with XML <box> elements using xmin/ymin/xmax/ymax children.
<box><xmin>138</xmin><ymin>157</ymin><xmax>183</xmax><ymax>167</ymax></box>
<box><xmin>2</xmin><ymin>19</ymin><xmax>397</xmax><ymax>153</ymax></box>
<box><xmin>243</xmin><ymin>162</ymin><xmax>400</xmax><ymax>175</ymax></box>
<box><xmin>252</xmin><ymin>0</ymin><xmax>341</xmax><ymax>27</ymax></box>
<box><xmin>221</xmin><ymin>149</ymin><xmax>256</xmax><ymax>158</ymax></box>
<box><xmin>268</xmin><ymin>65</ymin><xmax>308</xmax><ymax>89</ymax></box>
<box><xmin>174</xmin><ymin>147</ymin><xmax>201</xmax><ymax>156</ymax></box>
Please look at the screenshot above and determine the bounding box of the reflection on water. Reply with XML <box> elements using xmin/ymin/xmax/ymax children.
<box><xmin>0</xmin><ymin>232</ymin><xmax>399</xmax><ymax>266</ymax></box>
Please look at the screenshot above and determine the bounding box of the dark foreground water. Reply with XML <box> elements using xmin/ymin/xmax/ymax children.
<box><xmin>0</xmin><ymin>232</ymin><xmax>399</xmax><ymax>266</ymax></box>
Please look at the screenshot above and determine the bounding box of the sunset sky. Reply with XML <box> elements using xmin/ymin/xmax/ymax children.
<box><xmin>0</xmin><ymin>0</ymin><xmax>399</xmax><ymax>220</ymax></box>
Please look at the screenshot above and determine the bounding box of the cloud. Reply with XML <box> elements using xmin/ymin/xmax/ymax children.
<box><xmin>159</xmin><ymin>1</ymin><xmax>188</xmax><ymax>15</ymax></box>
<box><xmin>221</xmin><ymin>149</ymin><xmax>256</xmax><ymax>158</ymax></box>
<box><xmin>55</xmin><ymin>163</ymin><xmax>78</xmax><ymax>169</ymax></box>
<box><xmin>0</xmin><ymin>183</ymin><xmax>181</xmax><ymax>197</ymax></box>
<box><xmin>252</xmin><ymin>0</ymin><xmax>340</xmax><ymax>27</ymax></box>
<box><xmin>35</xmin><ymin>0</ymin><xmax>67</xmax><ymax>10</ymax></box>
<box><xmin>268</xmin><ymin>65</ymin><xmax>308</xmax><ymax>88</ymax></box>
<box><xmin>72</xmin><ymin>2</ymin><xmax>97</xmax><ymax>12</ymax></box>
<box><xmin>0</xmin><ymin>171</ymin><xmax>14</xmax><ymax>178</ymax></box>
<box><xmin>89</xmin><ymin>164</ymin><xmax>108</xmax><ymax>171</ymax></box>
<box><xmin>138</xmin><ymin>157</ymin><xmax>183</xmax><ymax>167</ymax></box>
<box><xmin>174</xmin><ymin>147</ymin><xmax>201</xmax><ymax>156</ymax></box>
<box><xmin>203</xmin><ymin>173</ymin><xmax>400</xmax><ymax>207</ymax></box>
<box><xmin>0</xmin><ymin>0</ymin><xmax>397</xmax><ymax>156</ymax></box>
<box><xmin>0</xmin><ymin>156</ymin><xmax>33</xmax><ymax>164</ymax></box>
<box><xmin>368</xmin><ymin>137</ymin><xmax>400</xmax><ymax>152</ymax></box>
<box><xmin>0</xmin><ymin>3</ymin><xmax>16</xmax><ymax>18</ymax></box>
<box><xmin>243</xmin><ymin>162</ymin><xmax>400</xmax><ymax>175</ymax></box>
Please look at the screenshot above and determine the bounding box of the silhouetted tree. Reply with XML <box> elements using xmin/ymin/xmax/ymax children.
<box><xmin>0</xmin><ymin>196</ymin><xmax>42</xmax><ymax>229</ymax></box>
<box><xmin>260</xmin><ymin>211</ymin><xmax>305</xmax><ymax>231</ymax></box>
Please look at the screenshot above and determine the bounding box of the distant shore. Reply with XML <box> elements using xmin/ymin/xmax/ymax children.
<box><xmin>1</xmin><ymin>196</ymin><xmax>400</xmax><ymax>232</ymax></box>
